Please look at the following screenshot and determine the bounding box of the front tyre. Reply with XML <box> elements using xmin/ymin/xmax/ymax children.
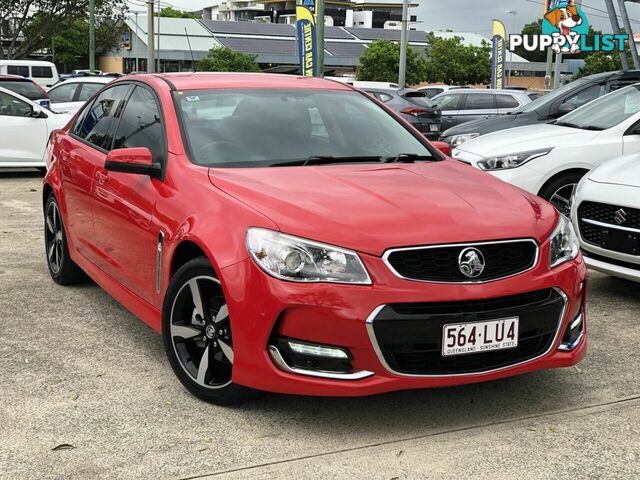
<box><xmin>538</xmin><ymin>171</ymin><xmax>586</xmax><ymax>217</ymax></box>
<box><xmin>162</xmin><ymin>257</ymin><xmax>261</xmax><ymax>405</ymax></box>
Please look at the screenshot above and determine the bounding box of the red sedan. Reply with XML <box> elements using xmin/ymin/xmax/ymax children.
<box><xmin>43</xmin><ymin>73</ymin><xmax>587</xmax><ymax>404</ymax></box>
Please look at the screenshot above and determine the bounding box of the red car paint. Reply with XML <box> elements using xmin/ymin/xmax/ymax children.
<box><xmin>44</xmin><ymin>73</ymin><xmax>586</xmax><ymax>397</ymax></box>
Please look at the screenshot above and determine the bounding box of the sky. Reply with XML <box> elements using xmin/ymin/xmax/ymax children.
<box><xmin>128</xmin><ymin>0</ymin><xmax>640</xmax><ymax>38</ymax></box>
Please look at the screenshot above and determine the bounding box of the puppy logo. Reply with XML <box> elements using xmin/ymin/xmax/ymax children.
<box><xmin>542</xmin><ymin>0</ymin><xmax>588</xmax><ymax>53</ymax></box>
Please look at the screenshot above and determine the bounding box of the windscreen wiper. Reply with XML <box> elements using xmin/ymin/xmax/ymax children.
<box><xmin>269</xmin><ymin>156</ymin><xmax>384</xmax><ymax>167</ymax></box>
<box><xmin>385</xmin><ymin>153</ymin><xmax>436</xmax><ymax>163</ymax></box>
<box><xmin>555</xmin><ymin>121</ymin><xmax>603</xmax><ymax>131</ymax></box>
<box><xmin>555</xmin><ymin>121</ymin><xmax>580</xmax><ymax>128</ymax></box>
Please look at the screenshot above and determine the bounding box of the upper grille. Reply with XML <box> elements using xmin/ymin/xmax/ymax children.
<box><xmin>384</xmin><ymin>240</ymin><xmax>538</xmax><ymax>283</ymax></box>
<box><xmin>368</xmin><ymin>288</ymin><xmax>565</xmax><ymax>376</ymax></box>
<box><xmin>578</xmin><ymin>202</ymin><xmax>640</xmax><ymax>255</ymax></box>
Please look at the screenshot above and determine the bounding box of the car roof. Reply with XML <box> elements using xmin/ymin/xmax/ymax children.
<box><xmin>0</xmin><ymin>59</ymin><xmax>55</xmax><ymax>66</ymax></box>
<box><xmin>132</xmin><ymin>72</ymin><xmax>355</xmax><ymax>92</ymax></box>
<box><xmin>52</xmin><ymin>77</ymin><xmax>113</xmax><ymax>86</ymax></box>
<box><xmin>0</xmin><ymin>74</ymin><xmax>32</xmax><ymax>82</ymax></box>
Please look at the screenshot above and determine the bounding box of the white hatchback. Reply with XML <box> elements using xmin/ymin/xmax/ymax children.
<box><xmin>453</xmin><ymin>84</ymin><xmax>640</xmax><ymax>216</ymax></box>
<box><xmin>572</xmin><ymin>155</ymin><xmax>640</xmax><ymax>282</ymax></box>
<box><xmin>0</xmin><ymin>87</ymin><xmax>71</xmax><ymax>168</ymax></box>
<box><xmin>47</xmin><ymin>77</ymin><xmax>113</xmax><ymax>114</ymax></box>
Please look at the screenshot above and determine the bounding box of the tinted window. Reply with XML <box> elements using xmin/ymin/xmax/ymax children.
<box><xmin>464</xmin><ymin>94</ymin><xmax>497</xmax><ymax>110</ymax></box>
<box><xmin>0</xmin><ymin>80</ymin><xmax>45</xmax><ymax>100</ymax></box>
<box><xmin>78</xmin><ymin>83</ymin><xmax>103</xmax><ymax>101</ymax></box>
<box><xmin>496</xmin><ymin>94</ymin><xmax>520</xmax><ymax>109</ymax></box>
<box><xmin>174</xmin><ymin>88</ymin><xmax>434</xmax><ymax>167</ymax></box>
<box><xmin>434</xmin><ymin>93</ymin><xmax>463</xmax><ymax>111</ymax></box>
<box><xmin>0</xmin><ymin>91</ymin><xmax>32</xmax><ymax>117</ymax></box>
<box><xmin>564</xmin><ymin>84</ymin><xmax>606</xmax><ymax>108</ymax></box>
<box><xmin>48</xmin><ymin>83</ymin><xmax>78</xmax><ymax>103</ymax></box>
<box><xmin>558</xmin><ymin>84</ymin><xmax>640</xmax><ymax>130</ymax></box>
<box><xmin>74</xmin><ymin>84</ymin><xmax>130</xmax><ymax>150</ymax></box>
<box><xmin>7</xmin><ymin>65</ymin><xmax>29</xmax><ymax>77</ymax></box>
<box><xmin>113</xmin><ymin>86</ymin><xmax>164</xmax><ymax>162</ymax></box>
<box><xmin>32</xmin><ymin>66</ymin><xmax>53</xmax><ymax>78</ymax></box>
<box><xmin>404</xmin><ymin>92</ymin><xmax>436</xmax><ymax>108</ymax></box>
<box><xmin>423</xmin><ymin>88</ymin><xmax>443</xmax><ymax>98</ymax></box>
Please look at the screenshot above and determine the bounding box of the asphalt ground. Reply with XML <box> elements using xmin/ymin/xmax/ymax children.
<box><xmin>1</xmin><ymin>171</ymin><xmax>639</xmax><ymax>480</ymax></box>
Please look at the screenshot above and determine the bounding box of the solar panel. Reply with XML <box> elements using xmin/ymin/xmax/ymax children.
<box><xmin>201</xmin><ymin>20</ymin><xmax>296</xmax><ymax>37</ymax></box>
<box><xmin>325</xmin><ymin>27</ymin><xmax>355</xmax><ymax>39</ymax></box>
<box><xmin>346</xmin><ymin>27</ymin><xmax>426</xmax><ymax>42</ymax></box>
<box><xmin>325</xmin><ymin>42</ymin><xmax>367</xmax><ymax>57</ymax></box>
<box><xmin>216</xmin><ymin>37</ymin><xmax>297</xmax><ymax>55</ymax></box>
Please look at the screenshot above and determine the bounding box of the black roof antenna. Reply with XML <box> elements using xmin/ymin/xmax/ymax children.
<box><xmin>185</xmin><ymin>27</ymin><xmax>196</xmax><ymax>72</ymax></box>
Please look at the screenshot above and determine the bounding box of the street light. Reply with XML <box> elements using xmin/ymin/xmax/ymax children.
<box><xmin>505</xmin><ymin>9</ymin><xmax>518</xmax><ymax>87</ymax></box>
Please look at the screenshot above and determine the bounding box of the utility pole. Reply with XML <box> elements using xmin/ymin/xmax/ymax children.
<box><xmin>398</xmin><ymin>0</ymin><xmax>409</xmax><ymax>88</ymax></box>
<box><xmin>617</xmin><ymin>0</ymin><xmax>640</xmax><ymax>69</ymax></box>
<box><xmin>89</xmin><ymin>0</ymin><xmax>95</xmax><ymax>71</ymax></box>
<box><xmin>316</xmin><ymin>0</ymin><xmax>325</xmax><ymax>76</ymax></box>
<box><xmin>603</xmin><ymin>0</ymin><xmax>630</xmax><ymax>70</ymax></box>
<box><xmin>147</xmin><ymin>0</ymin><xmax>155</xmax><ymax>73</ymax></box>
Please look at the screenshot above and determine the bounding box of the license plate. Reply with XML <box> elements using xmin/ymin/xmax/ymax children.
<box><xmin>601</xmin><ymin>229</ymin><xmax>640</xmax><ymax>255</ymax></box>
<box><xmin>442</xmin><ymin>317</ymin><xmax>519</xmax><ymax>357</ymax></box>
<box><xmin>430</xmin><ymin>124</ymin><xmax>439</xmax><ymax>132</ymax></box>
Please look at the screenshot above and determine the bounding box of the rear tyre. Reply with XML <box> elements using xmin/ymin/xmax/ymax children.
<box><xmin>162</xmin><ymin>257</ymin><xmax>262</xmax><ymax>405</ymax></box>
<box><xmin>538</xmin><ymin>171</ymin><xmax>587</xmax><ymax>217</ymax></box>
<box><xmin>44</xmin><ymin>194</ymin><xmax>87</xmax><ymax>285</ymax></box>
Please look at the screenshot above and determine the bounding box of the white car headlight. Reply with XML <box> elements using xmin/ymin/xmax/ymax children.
<box><xmin>246</xmin><ymin>228</ymin><xmax>371</xmax><ymax>284</ymax></box>
<box><xmin>549</xmin><ymin>215</ymin><xmax>580</xmax><ymax>268</ymax></box>
<box><xmin>447</xmin><ymin>133</ymin><xmax>480</xmax><ymax>147</ymax></box>
<box><xmin>478</xmin><ymin>148</ymin><xmax>553</xmax><ymax>171</ymax></box>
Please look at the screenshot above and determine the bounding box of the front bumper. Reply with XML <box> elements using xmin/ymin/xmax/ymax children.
<box><xmin>221</xmin><ymin>251</ymin><xmax>587</xmax><ymax>397</ymax></box>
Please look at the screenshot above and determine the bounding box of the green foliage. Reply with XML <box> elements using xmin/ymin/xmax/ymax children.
<box><xmin>159</xmin><ymin>7</ymin><xmax>199</xmax><ymax>19</ymax></box>
<box><xmin>423</xmin><ymin>33</ymin><xmax>491</xmax><ymax>85</ymax></box>
<box><xmin>574</xmin><ymin>51</ymin><xmax>632</xmax><ymax>78</ymax></box>
<box><xmin>356</xmin><ymin>39</ymin><xmax>426</xmax><ymax>85</ymax></box>
<box><xmin>197</xmin><ymin>47</ymin><xmax>261</xmax><ymax>73</ymax></box>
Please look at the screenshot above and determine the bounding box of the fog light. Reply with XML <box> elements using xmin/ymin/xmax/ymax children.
<box><xmin>287</xmin><ymin>340</ymin><xmax>349</xmax><ymax>359</ymax></box>
<box><xmin>559</xmin><ymin>310</ymin><xmax>584</xmax><ymax>351</ymax></box>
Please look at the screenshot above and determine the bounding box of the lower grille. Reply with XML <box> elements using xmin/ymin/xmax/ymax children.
<box><xmin>367</xmin><ymin>289</ymin><xmax>565</xmax><ymax>376</ymax></box>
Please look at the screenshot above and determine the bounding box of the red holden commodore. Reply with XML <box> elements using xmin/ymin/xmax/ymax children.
<box><xmin>43</xmin><ymin>73</ymin><xmax>587</xmax><ymax>404</ymax></box>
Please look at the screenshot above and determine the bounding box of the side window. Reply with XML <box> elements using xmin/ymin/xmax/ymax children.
<box><xmin>434</xmin><ymin>93</ymin><xmax>463</xmax><ymax>111</ymax></box>
<box><xmin>78</xmin><ymin>83</ymin><xmax>103</xmax><ymax>102</ymax></box>
<box><xmin>48</xmin><ymin>83</ymin><xmax>78</xmax><ymax>103</ymax></box>
<box><xmin>74</xmin><ymin>84</ymin><xmax>130</xmax><ymax>150</ymax></box>
<box><xmin>376</xmin><ymin>92</ymin><xmax>393</xmax><ymax>103</ymax></box>
<box><xmin>7</xmin><ymin>65</ymin><xmax>29</xmax><ymax>77</ymax></box>
<box><xmin>113</xmin><ymin>86</ymin><xmax>164</xmax><ymax>163</ymax></box>
<box><xmin>32</xmin><ymin>66</ymin><xmax>53</xmax><ymax>78</ymax></box>
<box><xmin>424</xmin><ymin>88</ymin><xmax>443</xmax><ymax>98</ymax></box>
<box><xmin>0</xmin><ymin>91</ymin><xmax>33</xmax><ymax>117</ymax></box>
<box><xmin>564</xmin><ymin>84</ymin><xmax>605</xmax><ymax>108</ymax></box>
<box><xmin>464</xmin><ymin>94</ymin><xmax>497</xmax><ymax>110</ymax></box>
<box><xmin>496</xmin><ymin>94</ymin><xmax>520</xmax><ymax>109</ymax></box>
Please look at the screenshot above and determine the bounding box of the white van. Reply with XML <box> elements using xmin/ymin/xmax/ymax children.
<box><xmin>0</xmin><ymin>60</ymin><xmax>59</xmax><ymax>88</ymax></box>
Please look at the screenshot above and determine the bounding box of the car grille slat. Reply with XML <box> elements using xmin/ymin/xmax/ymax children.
<box><xmin>385</xmin><ymin>240</ymin><xmax>538</xmax><ymax>282</ymax></box>
<box><xmin>369</xmin><ymin>289</ymin><xmax>565</xmax><ymax>376</ymax></box>
<box><xmin>578</xmin><ymin>201</ymin><xmax>640</xmax><ymax>255</ymax></box>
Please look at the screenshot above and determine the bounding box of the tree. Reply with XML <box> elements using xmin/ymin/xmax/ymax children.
<box><xmin>0</xmin><ymin>0</ymin><xmax>127</xmax><ymax>60</ymax></box>
<box><xmin>574</xmin><ymin>51</ymin><xmax>633</xmax><ymax>78</ymax></box>
<box><xmin>197</xmin><ymin>47</ymin><xmax>261</xmax><ymax>72</ymax></box>
<box><xmin>356</xmin><ymin>39</ymin><xmax>426</xmax><ymax>85</ymax></box>
<box><xmin>159</xmin><ymin>7</ymin><xmax>198</xmax><ymax>19</ymax></box>
<box><xmin>423</xmin><ymin>33</ymin><xmax>491</xmax><ymax>85</ymax></box>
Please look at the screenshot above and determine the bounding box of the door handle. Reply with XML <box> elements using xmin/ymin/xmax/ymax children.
<box><xmin>96</xmin><ymin>170</ymin><xmax>108</xmax><ymax>185</ymax></box>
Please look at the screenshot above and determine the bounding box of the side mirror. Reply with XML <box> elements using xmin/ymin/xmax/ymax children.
<box><xmin>431</xmin><ymin>140</ymin><xmax>452</xmax><ymax>156</ymax></box>
<box><xmin>31</xmin><ymin>105</ymin><xmax>47</xmax><ymax>118</ymax></box>
<box><xmin>104</xmin><ymin>147</ymin><xmax>161</xmax><ymax>178</ymax></box>
<box><xmin>555</xmin><ymin>102</ymin><xmax>576</xmax><ymax>117</ymax></box>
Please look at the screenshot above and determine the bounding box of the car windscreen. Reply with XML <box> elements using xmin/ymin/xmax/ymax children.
<box><xmin>173</xmin><ymin>88</ymin><xmax>435</xmax><ymax>167</ymax></box>
<box><xmin>556</xmin><ymin>84</ymin><xmax>640</xmax><ymax>130</ymax></box>
<box><xmin>517</xmin><ymin>79</ymin><xmax>588</xmax><ymax>113</ymax></box>
<box><xmin>0</xmin><ymin>80</ymin><xmax>45</xmax><ymax>100</ymax></box>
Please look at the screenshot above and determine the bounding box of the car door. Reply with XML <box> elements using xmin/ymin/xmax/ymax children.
<box><xmin>61</xmin><ymin>84</ymin><xmax>132</xmax><ymax>261</ymax></box>
<box><xmin>90</xmin><ymin>85</ymin><xmax>166</xmax><ymax>304</ymax></box>
<box><xmin>0</xmin><ymin>90</ymin><xmax>48</xmax><ymax>164</ymax></box>
<box><xmin>459</xmin><ymin>93</ymin><xmax>498</xmax><ymax>125</ymax></box>
<box><xmin>433</xmin><ymin>92</ymin><xmax>465</xmax><ymax>131</ymax></box>
<box><xmin>47</xmin><ymin>82</ymin><xmax>80</xmax><ymax>114</ymax></box>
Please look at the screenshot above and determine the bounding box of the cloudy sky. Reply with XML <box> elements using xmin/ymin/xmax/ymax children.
<box><xmin>131</xmin><ymin>0</ymin><xmax>640</xmax><ymax>37</ymax></box>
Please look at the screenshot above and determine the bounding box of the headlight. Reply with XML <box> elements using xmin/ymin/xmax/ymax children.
<box><xmin>446</xmin><ymin>133</ymin><xmax>480</xmax><ymax>147</ymax></box>
<box><xmin>549</xmin><ymin>215</ymin><xmax>580</xmax><ymax>268</ymax></box>
<box><xmin>246</xmin><ymin>228</ymin><xmax>371</xmax><ymax>284</ymax></box>
<box><xmin>478</xmin><ymin>148</ymin><xmax>553</xmax><ymax>171</ymax></box>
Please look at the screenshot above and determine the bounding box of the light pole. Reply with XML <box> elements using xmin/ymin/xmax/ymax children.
<box><xmin>89</xmin><ymin>0</ymin><xmax>95</xmax><ymax>72</ymax></box>
<box><xmin>505</xmin><ymin>9</ymin><xmax>517</xmax><ymax>88</ymax></box>
<box><xmin>398</xmin><ymin>0</ymin><xmax>409</xmax><ymax>88</ymax></box>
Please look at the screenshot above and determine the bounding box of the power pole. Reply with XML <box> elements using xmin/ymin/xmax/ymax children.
<box><xmin>316</xmin><ymin>0</ymin><xmax>325</xmax><ymax>76</ymax></box>
<box><xmin>89</xmin><ymin>0</ymin><xmax>95</xmax><ymax>71</ymax></box>
<box><xmin>398</xmin><ymin>0</ymin><xmax>409</xmax><ymax>88</ymax></box>
<box><xmin>147</xmin><ymin>0</ymin><xmax>155</xmax><ymax>73</ymax></box>
<box><xmin>618</xmin><ymin>0</ymin><xmax>640</xmax><ymax>69</ymax></box>
<box><xmin>603</xmin><ymin>0</ymin><xmax>630</xmax><ymax>70</ymax></box>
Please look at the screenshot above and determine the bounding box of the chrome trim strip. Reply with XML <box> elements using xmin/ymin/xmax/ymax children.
<box><xmin>365</xmin><ymin>287</ymin><xmax>568</xmax><ymax>378</ymax></box>
<box><xmin>559</xmin><ymin>312</ymin><xmax>584</xmax><ymax>352</ymax></box>
<box><xmin>156</xmin><ymin>231</ymin><xmax>164</xmax><ymax>294</ymax></box>
<box><xmin>268</xmin><ymin>345</ymin><xmax>374</xmax><ymax>381</ymax></box>
<box><xmin>582</xmin><ymin>218</ymin><xmax>640</xmax><ymax>234</ymax></box>
<box><xmin>382</xmin><ymin>239</ymin><xmax>540</xmax><ymax>284</ymax></box>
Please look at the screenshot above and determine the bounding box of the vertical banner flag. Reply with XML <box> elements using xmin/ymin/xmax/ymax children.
<box><xmin>491</xmin><ymin>20</ymin><xmax>507</xmax><ymax>89</ymax></box>
<box><xmin>296</xmin><ymin>0</ymin><xmax>318</xmax><ymax>76</ymax></box>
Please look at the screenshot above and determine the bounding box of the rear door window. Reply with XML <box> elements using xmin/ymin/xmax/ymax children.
<box><xmin>464</xmin><ymin>94</ymin><xmax>497</xmax><ymax>111</ymax></box>
<box><xmin>496</xmin><ymin>94</ymin><xmax>520</xmax><ymax>109</ymax></box>
<box><xmin>48</xmin><ymin>83</ymin><xmax>79</xmax><ymax>103</ymax></box>
<box><xmin>434</xmin><ymin>93</ymin><xmax>463</xmax><ymax>111</ymax></box>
